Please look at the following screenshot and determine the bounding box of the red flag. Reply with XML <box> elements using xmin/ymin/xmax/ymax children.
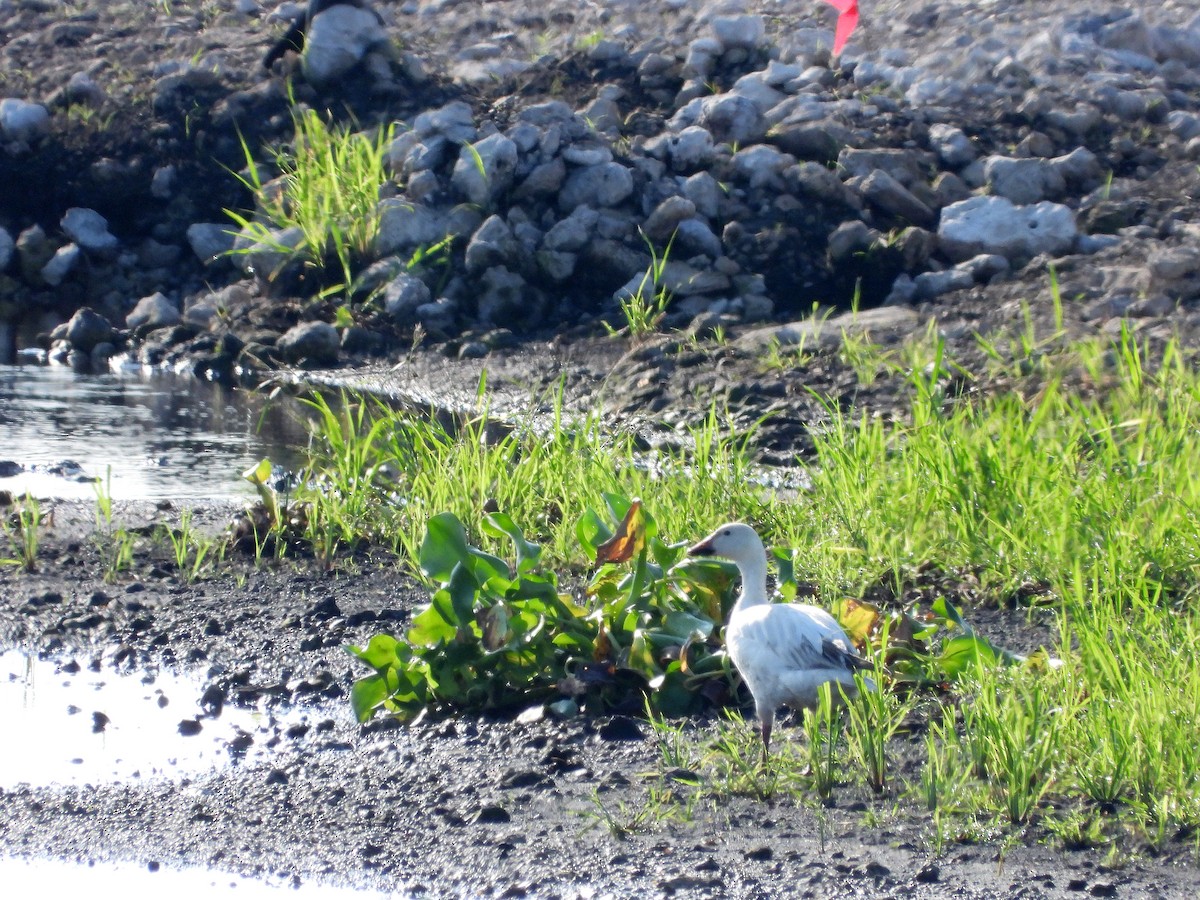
<box><xmin>821</xmin><ymin>0</ymin><xmax>859</xmax><ymax>56</ymax></box>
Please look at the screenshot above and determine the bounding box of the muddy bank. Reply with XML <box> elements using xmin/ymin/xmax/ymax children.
<box><xmin>1</xmin><ymin>501</ymin><xmax>1198</xmax><ymax>898</ymax></box>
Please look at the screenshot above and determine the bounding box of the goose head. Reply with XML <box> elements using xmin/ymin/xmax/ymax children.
<box><xmin>688</xmin><ymin>522</ymin><xmax>770</xmax><ymax>610</ymax></box>
<box><xmin>687</xmin><ymin>522</ymin><xmax>765</xmax><ymax>565</ymax></box>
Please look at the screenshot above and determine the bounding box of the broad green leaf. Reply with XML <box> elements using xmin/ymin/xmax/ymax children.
<box><xmin>420</xmin><ymin>512</ymin><xmax>472</xmax><ymax>581</ymax></box>
<box><xmin>939</xmin><ymin>634</ymin><xmax>999</xmax><ymax>677</ymax></box>
<box><xmin>347</xmin><ymin>633</ymin><xmax>401</xmax><ymax>671</ymax></box>
<box><xmin>467</xmin><ymin>548</ymin><xmax>513</xmax><ymax>586</ymax></box>
<box><xmin>482</xmin><ymin>511</ymin><xmax>542</xmax><ymax>573</ymax></box>
<box><xmin>662</xmin><ymin>610</ymin><xmax>714</xmax><ymax>641</ymax></box>
<box><xmin>408</xmin><ymin>600</ymin><xmax>457</xmax><ymax>647</ymax></box>
<box><xmin>575</xmin><ymin>508</ymin><xmax>612</xmax><ymax>559</ymax></box>
<box><xmin>447</xmin><ymin>562</ymin><xmax>480</xmax><ymax>625</ymax></box>
<box><xmin>350</xmin><ymin>674</ymin><xmax>390</xmax><ymax>723</ymax></box>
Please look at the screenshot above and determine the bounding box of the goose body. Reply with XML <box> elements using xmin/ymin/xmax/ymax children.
<box><xmin>689</xmin><ymin>522</ymin><xmax>873</xmax><ymax>762</ymax></box>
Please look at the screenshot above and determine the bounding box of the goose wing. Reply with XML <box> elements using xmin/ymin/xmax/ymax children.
<box><xmin>733</xmin><ymin>604</ymin><xmax>866</xmax><ymax>675</ymax></box>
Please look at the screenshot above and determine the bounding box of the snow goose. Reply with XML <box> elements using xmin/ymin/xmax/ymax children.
<box><xmin>689</xmin><ymin>522</ymin><xmax>874</xmax><ymax>764</ymax></box>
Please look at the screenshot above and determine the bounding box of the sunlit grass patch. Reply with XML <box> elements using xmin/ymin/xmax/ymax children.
<box><xmin>228</xmin><ymin>322</ymin><xmax>1200</xmax><ymax>850</ymax></box>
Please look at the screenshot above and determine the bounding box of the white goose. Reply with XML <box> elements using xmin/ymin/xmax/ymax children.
<box><xmin>689</xmin><ymin>522</ymin><xmax>874</xmax><ymax>764</ymax></box>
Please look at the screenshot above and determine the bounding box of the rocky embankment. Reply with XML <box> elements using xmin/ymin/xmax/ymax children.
<box><xmin>2</xmin><ymin>0</ymin><xmax>1200</xmax><ymax>395</ymax></box>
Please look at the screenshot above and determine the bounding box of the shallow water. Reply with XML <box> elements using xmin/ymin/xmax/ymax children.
<box><xmin>0</xmin><ymin>363</ymin><xmax>311</xmax><ymax>501</ymax></box>
<box><xmin>0</xmin><ymin>649</ymin><xmax>345</xmax><ymax>788</ymax></box>
<box><xmin>0</xmin><ymin>857</ymin><xmax>393</xmax><ymax>898</ymax></box>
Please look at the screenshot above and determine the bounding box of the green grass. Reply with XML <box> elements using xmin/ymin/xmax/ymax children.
<box><xmin>194</xmin><ymin>318</ymin><xmax>1200</xmax><ymax>849</ymax></box>
<box><xmin>225</xmin><ymin>106</ymin><xmax>395</xmax><ymax>296</ymax></box>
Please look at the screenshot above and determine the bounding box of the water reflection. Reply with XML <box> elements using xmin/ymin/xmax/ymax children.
<box><xmin>0</xmin><ymin>364</ymin><xmax>312</xmax><ymax>501</ymax></box>
<box><xmin>0</xmin><ymin>649</ymin><xmax>343</xmax><ymax>788</ymax></box>
<box><xmin>0</xmin><ymin>857</ymin><xmax>394</xmax><ymax>898</ymax></box>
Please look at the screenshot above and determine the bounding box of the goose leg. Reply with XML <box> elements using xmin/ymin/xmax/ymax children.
<box><xmin>759</xmin><ymin>708</ymin><xmax>774</xmax><ymax>768</ymax></box>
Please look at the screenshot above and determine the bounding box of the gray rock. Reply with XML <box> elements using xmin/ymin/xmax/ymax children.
<box><xmin>41</xmin><ymin>244</ymin><xmax>81</xmax><ymax>286</ymax></box>
<box><xmin>127</xmin><ymin>292</ymin><xmax>182</xmax><ymax>330</ymax></box>
<box><xmin>938</xmin><ymin>196</ymin><xmax>1077</xmax><ymax>263</ymax></box>
<box><xmin>664</xmin><ymin>126</ymin><xmax>717</xmax><ymax>172</ymax></box>
<box><xmin>477</xmin><ymin>266</ymin><xmax>538</xmax><ymax>327</ymax></box>
<box><xmin>236</xmin><ymin>225</ymin><xmax>305</xmax><ymax>279</ymax></box>
<box><xmin>1149</xmin><ymin>246</ymin><xmax>1200</xmax><ymax>282</ymax></box>
<box><xmin>514</xmin><ymin>158</ymin><xmax>567</xmax><ymax>200</ymax></box>
<box><xmin>838</xmin><ymin>148</ymin><xmax>930</xmax><ymax>188</ymax></box>
<box><xmin>382</xmin><ymin>271</ymin><xmax>432</xmax><ymax>324</ymax></box>
<box><xmin>927</xmin><ymin>124</ymin><xmax>977</xmax><ymax>168</ymax></box>
<box><xmin>536</xmin><ymin>249</ymin><xmax>577</xmax><ymax>281</ymax></box>
<box><xmin>301</xmin><ymin>5</ymin><xmax>385</xmax><ymax>89</ymax></box>
<box><xmin>697</xmin><ymin>94</ymin><xmax>766</xmax><ymax>145</ymax></box>
<box><xmin>827</xmin><ymin>221</ymin><xmax>879</xmax><ymax>264</ymax></box>
<box><xmin>186</xmin><ymin>223</ymin><xmax>236</xmax><ymax>264</ymax></box>
<box><xmin>856</xmin><ymin>169</ymin><xmax>936</xmax><ymax>226</ymax></box>
<box><xmin>464</xmin><ymin>215</ymin><xmax>519</xmax><ymax>273</ymax></box>
<box><xmin>65</xmin><ymin>307</ymin><xmax>115</xmax><ymax>352</ymax></box>
<box><xmin>150</xmin><ymin>165</ymin><xmax>176</xmax><ymax>199</ymax></box>
<box><xmin>16</xmin><ymin>225</ymin><xmax>53</xmax><ymax>283</ymax></box>
<box><xmin>542</xmin><ymin>207</ymin><xmax>598</xmax><ymax>252</ymax></box>
<box><xmin>561</xmin><ymin>142</ymin><xmax>613</xmax><ymax>167</ymax></box>
<box><xmin>403</xmin><ymin>136</ymin><xmax>451</xmax><ymax>174</ymax></box>
<box><xmin>0</xmin><ymin>98</ymin><xmax>49</xmax><ymax>141</ymax></box>
<box><xmin>0</xmin><ymin>227</ymin><xmax>12</xmax><ymax>271</ymax></box>
<box><xmin>415</xmin><ymin>297</ymin><xmax>457</xmax><ymax>336</ymax></box>
<box><xmin>731</xmin><ymin>144</ymin><xmax>795</xmax><ymax>190</ymax></box>
<box><xmin>1167</xmin><ymin>111</ymin><xmax>1200</xmax><ymax>141</ymax></box>
<box><xmin>913</xmin><ymin>268</ymin><xmax>975</xmax><ymax>300</ymax></box>
<box><xmin>517</xmin><ymin>100</ymin><xmax>576</xmax><ymax>127</ymax></box>
<box><xmin>413</xmin><ymin>100</ymin><xmax>476</xmax><ymax>143</ymax></box>
<box><xmin>713</xmin><ymin>16</ymin><xmax>766</xmax><ymax>51</ymax></box>
<box><xmin>735</xmin><ymin>307</ymin><xmax>921</xmax><ymax>354</ymax></box>
<box><xmin>61</xmin><ymin>207</ymin><xmax>119</xmax><ymax>257</ymax></box>
<box><xmin>982</xmin><ymin>155</ymin><xmax>1064</xmax><ymax>204</ymax></box>
<box><xmin>684</xmin><ymin>37</ymin><xmax>722</xmax><ymax>78</ymax></box>
<box><xmin>452</xmin><ymin>133</ymin><xmax>519</xmax><ymax>208</ymax></box>
<box><xmin>768</xmin><ymin>122</ymin><xmax>845</xmax><ymax>163</ymax></box>
<box><xmin>673</xmin><ymin>218</ymin><xmax>723</xmax><ymax>259</ymax></box>
<box><xmin>731</xmin><ymin>71</ymin><xmax>785</xmax><ymax>115</ymax></box>
<box><xmin>276</xmin><ymin>321</ymin><xmax>340</xmax><ymax>366</ymax></box>
<box><xmin>377</xmin><ymin>201</ymin><xmax>452</xmax><ymax>255</ymax></box>
<box><xmin>787</xmin><ymin>162</ymin><xmax>859</xmax><ymax>208</ymax></box>
<box><xmin>643</xmin><ymin>196</ymin><xmax>697</xmax><ymax>243</ymax></box>
<box><xmin>558</xmin><ymin>162</ymin><xmax>634</xmax><ymax>211</ymax></box>
<box><xmin>1126</xmin><ymin>295</ymin><xmax>1176</xmax><ymax>317</ymax></box>
<box><xmin>683</xmin><ymin>172</ymin><xmax>722</xmax><ymax>219</ymax></box>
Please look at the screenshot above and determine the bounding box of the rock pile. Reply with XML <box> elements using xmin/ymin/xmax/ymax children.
<box><xmin>2</xmin><ymin>1</ymin><xmax>1200</xmax><ymax>374</ymax></box>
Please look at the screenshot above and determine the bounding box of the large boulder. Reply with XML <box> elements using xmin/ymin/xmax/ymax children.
<box><xmin>302</xmin><ymin>5</ymin><xmax>387</xmax><ymax>89</ymax></box>
<box><xmin>938</xmin><ymin>196</ymin><xmax>1078</xmax><ymax>263</ymax></box>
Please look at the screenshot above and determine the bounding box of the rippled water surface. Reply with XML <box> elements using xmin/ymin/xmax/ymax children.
<box><xmin>0</xmin><ymin>364</ymin><xmax>311</xmax><ymax>500</ymax></box>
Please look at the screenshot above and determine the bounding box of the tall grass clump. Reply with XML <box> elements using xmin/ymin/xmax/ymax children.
<box><xmin>226</xmin><ymin>107</ymin><xmax>395</xmax><ymax>294</ymax></box>
<box><xmin>297</xmin><ymin>384</ymin><xmax>772</xmax><ymax>568</ymax></box>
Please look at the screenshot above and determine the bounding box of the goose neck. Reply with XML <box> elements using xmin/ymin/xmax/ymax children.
<box><xmin>733</xmin><ymin>555</ymin><xmax>770</xmax><ymax>612</ymax></box>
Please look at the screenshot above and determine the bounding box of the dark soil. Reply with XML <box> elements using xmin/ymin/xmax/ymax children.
<box><xmin>1</xmin><ymin>498</ymin><xmax>1198</xmax><ymax>899</ymax></box>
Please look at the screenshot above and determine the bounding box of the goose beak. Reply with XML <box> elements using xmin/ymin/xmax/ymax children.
<box><xmin>688</xmin><ymin>537</ymin><xmax>715</xmax><ymax>557</ymax></box>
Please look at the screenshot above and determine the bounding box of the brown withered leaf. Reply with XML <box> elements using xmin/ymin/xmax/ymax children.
<box><xmin>594</xmin><ymin>499</ymin><xmax>645</xmax><ymax>565</ymax></box>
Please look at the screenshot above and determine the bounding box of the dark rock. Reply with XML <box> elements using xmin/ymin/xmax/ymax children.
<box><xmin>597</xmin><ymin>716</ymin><xmax>645</xmax><ymax>741</ymax></box>
<box><xmin>65</xmin><ymin>307</ymin><xmax>115</xmax><ymax>353</ymax></box>
<box><xmin>276</xmin><ymin>321</ymin><xmax>340</xmax><ymax>366</ymax></box>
